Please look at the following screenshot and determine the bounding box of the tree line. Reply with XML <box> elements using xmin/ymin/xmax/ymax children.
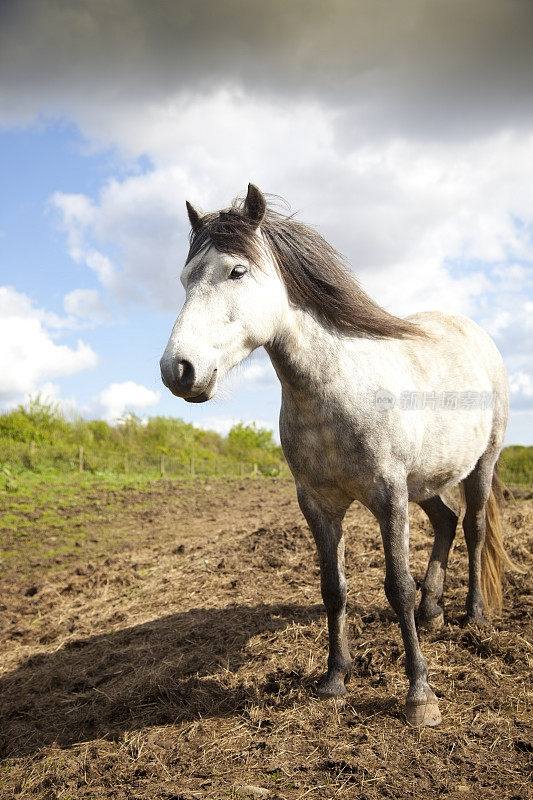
<box><xmin>0</xmin><ymin>396</ymin><xmax>284</xmax><ymax>478</ymax></box>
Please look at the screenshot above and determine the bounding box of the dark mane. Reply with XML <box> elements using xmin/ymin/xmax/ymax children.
<box><xmin>186</xmin><ymin>197</ymin><xmax>426</xmax><ymax>339</ymax></box>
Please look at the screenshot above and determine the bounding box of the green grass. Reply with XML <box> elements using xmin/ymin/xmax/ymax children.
<box><xmin>0</xmin><ymin>471</ymin><xmax>280</xmax><ymax>578</ymax></box>
<box><xmin>499</xmin><ymin>445</ymin><xmax>533</xmax><ymax>488</ymax></box>
<box><xmin>0</xmin><ymin>473</ymin><xmax>145</xmax><ymax>573</ymax></box>
<box><xmin>0</xmin><ymin>445</ymin><xmax>530</xmax><ymax>579</ymax></box>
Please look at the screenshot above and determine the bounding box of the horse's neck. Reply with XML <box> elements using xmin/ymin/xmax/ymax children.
<box><xmin>265</xmin><ymin>306</ymin><xmax>363</xmax><ymax>402</ymax></box>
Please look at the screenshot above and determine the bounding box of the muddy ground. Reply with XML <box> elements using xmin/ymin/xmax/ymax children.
<box><xmin>0</xmin><ymin>477</ymin><xmax>531</xmax><ymax>799</ymax></box>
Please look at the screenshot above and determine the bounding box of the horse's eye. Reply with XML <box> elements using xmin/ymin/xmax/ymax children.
<box><xmin>229</xmin><ymin>265</ymin><xmax>246</xmax><ymax>280</ymax></box>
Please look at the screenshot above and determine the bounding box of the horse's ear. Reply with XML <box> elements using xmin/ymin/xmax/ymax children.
<box><xmin>243</xmin><ymin>183</ymin><xmax>266</xmax><ymax>226</ymax></box>
<box><xmin>186</xmin><ymin>200</ymin><xmax>203</xmax><ymax>231</ymax></box>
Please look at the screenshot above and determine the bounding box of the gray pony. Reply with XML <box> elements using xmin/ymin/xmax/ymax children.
<box><xmin>161</xmin><ymin>184</ymin><xmax>512</xmax><ymax>726</ymax></box>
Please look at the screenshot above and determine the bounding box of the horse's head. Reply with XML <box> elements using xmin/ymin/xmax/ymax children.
<box><xmin>160</xmin><ymin>184</ymin><xmax>287</xmax><ymax>402</ymax></box>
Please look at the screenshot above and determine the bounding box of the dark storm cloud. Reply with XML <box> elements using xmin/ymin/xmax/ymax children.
<box><xmin>1</xmin><ymin>0</ymin><xmax>532</xmax><ymax>139</ymax></box>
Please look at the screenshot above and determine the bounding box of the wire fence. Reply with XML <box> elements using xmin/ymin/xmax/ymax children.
<box><xmin>0</xmin><ymin>440</ymin><xmax>288</xmax><ymax>479</ymax></box>
<box><xmin>1</xmin><ymin>440</ymin><xmax>531</xmax><ymax>486</ymax></box>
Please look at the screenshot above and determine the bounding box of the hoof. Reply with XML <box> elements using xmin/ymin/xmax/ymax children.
<box><xmin>463</xmin><ymin>613</ymin><xmax>489</xmax><ymax>627</ymax></box>
<box><xmin>405</xmin><ymin>694</ymin><xmax>442</xmax><ymax>727</ymax></box>
<box><xmin>317</xmin><ymin>674</ymin><xmax>347</xmax><ymax>699</ymax></box>
<box><xmin>418</xmin><ymin>611</ymin><xmax>444</xmax><ymax>631</ymax></box>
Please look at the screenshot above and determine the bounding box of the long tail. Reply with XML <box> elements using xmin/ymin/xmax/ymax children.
<box><xmin>480</xmin><ymin>465</ymin><xmax>517</xmax><ymax>612</ymax></box>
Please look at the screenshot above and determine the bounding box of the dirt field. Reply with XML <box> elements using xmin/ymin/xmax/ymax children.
<box><xmin>0</xmin><ymin>476</ymin><xmax>531</xmax><ymax>799</ymax></box>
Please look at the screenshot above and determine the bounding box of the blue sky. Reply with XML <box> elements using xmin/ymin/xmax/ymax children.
<box><xmin>0</xmin><ymin>122</ymin><xmax>282</xmax><ymax>433</ymax></box>
<box><xmin>1</xmin><ymin>1</ymin><xmax>532</xmax><ymax>444</ymax></box>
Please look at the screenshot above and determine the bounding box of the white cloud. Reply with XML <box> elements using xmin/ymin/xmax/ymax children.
<box><xmin>1</xmin><ymin>1</ymin><xmax>532</xmax><ymax>140</ymax></box>
<box><xmin>193</xmin><ymin>417</ymin><xmax>276</xmax><ymax>437</ymax></box>
<box><xmin>509</xmin><ymin>372</ymin><xmax>533</xmax><ymax>411</ymax></box>
<box><xmin>1</xmin><ymin>1</ymin><xmax>532</xmax><ymax>443</ymax></box>
<box><xmin>50</xmin><ymin>106</ymin><xmax>533</xmax><ymax>322</ymax></box>
<box><xmin>223</xmin><ymin>356</ymin><xmax>278</xmax><ymax>394</ymax></box>
<box><xmin>63</xmin><ymin>288</ymin><xmax>109</xmax><ymax>324</ymax></box>
<box><xmin>476</xmin><ymin>267</ymin><xmax>533</xmax><ymax>412</ymax></box>
<box><xmin>95</xmin><ymin>381</ymin><xmax>161</xmax><ymax>423</ymax></box>
<box><xmin>51</xmin><ymin>192</ymin><xmax>95</xmax><ymax>261</ymax></box>
<box><xmin>48</xmin><ymin>100</ymin><xmax>533</xmax><ymax>431</ymax></box>
<box><xmin>510</xmin><ymin>372</ymin><xmax>533</xmax><ymax>396</ymax></box>
<box><xmin>0</xmin><ymin>286</ymin><xmax>98</xmax><ymax>403</ymax></box>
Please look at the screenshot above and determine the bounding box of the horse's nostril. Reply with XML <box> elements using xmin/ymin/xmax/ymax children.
<box><xmin>177</xmin><ymin>359</ymin><xmax>195</xmax><ymax>389</ymax></box>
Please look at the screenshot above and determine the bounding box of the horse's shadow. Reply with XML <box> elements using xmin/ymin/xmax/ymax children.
<box><xmin>0</xmin><ymin>602</ymin><xmax>324</xmax><ymax>758</ymax></box>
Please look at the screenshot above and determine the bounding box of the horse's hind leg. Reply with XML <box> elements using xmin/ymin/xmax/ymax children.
<box><xmin>297</xmin><ymin>485</ymin><xmax>352</xmax><ymax>698</ymax></box>
<box><xmin>417</xmin><ymin>496</ymin><xmax>458</xmax><ymax>628</ymax></box>
<box><xmin>462</xmin><ymin>451</ymin><xmax>498</xmax><ymax>625</ymax></box>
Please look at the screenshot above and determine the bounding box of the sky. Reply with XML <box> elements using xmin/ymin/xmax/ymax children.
<box><xmin>0</xmin><ymin>0</ymin><xmax>532</xmax><ymax>444</ymax></box>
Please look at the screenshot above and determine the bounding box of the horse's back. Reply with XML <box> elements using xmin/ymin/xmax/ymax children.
<box><xmin>404</xmin><ymin>311</ymin><xmax>507</xmax><ymax>405</ymax></box>
<box><xmin>401</xmin><ymin>311</ymin><xmax>508</xmax><ymax>500</ymax></box>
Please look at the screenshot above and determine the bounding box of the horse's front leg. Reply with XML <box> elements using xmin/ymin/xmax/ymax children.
<box><xmin>375</xmin><ymin>484</ymin><xmax>442</xmax><ymax>726</ymax></box>
<box><xmin>297</xmin><ymin>485</ymin><xmax>352</xmax><ymax>698</ymax></box>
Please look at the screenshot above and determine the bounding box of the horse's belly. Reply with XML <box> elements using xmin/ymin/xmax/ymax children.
<box><xmin>407</xmin><ymin>408</ymin><xmax>494</xmax><ymax>501</ymax></box>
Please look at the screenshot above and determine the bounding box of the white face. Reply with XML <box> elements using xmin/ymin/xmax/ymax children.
<box><xmin>160</xmin><ymin>241</ymin><xmax>288</xmax><ymax>402</ymax></box>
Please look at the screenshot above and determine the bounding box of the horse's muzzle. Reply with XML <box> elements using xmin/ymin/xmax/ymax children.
<box><xmin>160</xmin><ymin>357</ymin><xmax>217</xmax><ymax>403</ymax></box>
<box><xmin>184</xmin><ymin>368</ymin><xmax>218</xmax><ymax>403</ymax></box>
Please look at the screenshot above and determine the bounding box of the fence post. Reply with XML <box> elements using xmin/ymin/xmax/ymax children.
<box><xmin>252</xmin><ymin>462</ymin><xmax>259</xmax><ymax>477</ymax></box>
<box><xmin>29</xmin><ymin>441</ymin><xmax>35</xmax><ymax>470</ymax></box>
<box><xmin>190</xmin><ymin>456</ymin><xmax>195</xmax><ymax>477</ymax></box>
<box><xmin>78</xmin><ymin>445</ymin><xmax>84</xmax><ymax>473</ymax></box>
<box><xmin>160</xmin><ymin>454</ymin><xmax>165</xmax><ymax>476</ymax></box>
